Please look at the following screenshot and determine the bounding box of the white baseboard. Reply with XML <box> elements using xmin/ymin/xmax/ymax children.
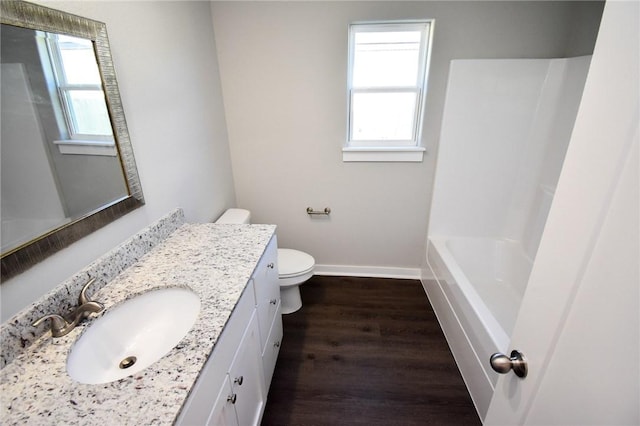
<box><xmin>314</xmin><ymin>264</ymin><xmax>422</xmax><ymax>280</ymax></box>
<box><xmin>420</xmin><ymin>261</ymin><xmax>435</xmax><ymax>281</ymax></box>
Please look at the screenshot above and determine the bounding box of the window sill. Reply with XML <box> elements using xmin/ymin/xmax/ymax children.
<box><xmin>54</xmin><ymin>140</ymin><xmax>117</xmax><ymax>157</ymax></box>
<box><xmin>342</xmin><ymin>146</ymin><xmax>425</xmax><ymax>162</ymax></box>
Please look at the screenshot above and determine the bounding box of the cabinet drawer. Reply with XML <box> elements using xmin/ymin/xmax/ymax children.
<box><xmin>253</xmin><ymin>237</ymin><xmax>279</xmax><ymax>301</ymax></box>
<box><xmin>253</xmin><ymin>237</ymin><xmax>280</xmax><ymax>350</ymax></box>
<box><xmin>206</xmin><ymin>375</ymin><xmax>237</xmax><ymax>426</ymax></box>
<box><xmin>262</xmin><ymin>301</ymin><xmax>283</xmax><ymax>391</ymax></box>
<box><xmin>254</xmin><ymin>266</ymin><xmax>279</xmax><ymax>305</ymax></box>
<box><xmin>256</xmin><ymin>292</ymin><xmax>279</xmax><ymax>350</ymax></box>
<box><xmin>228</xmin><ymin>312</ymin><xmax>265</xmax><ymax>426</ymax></box>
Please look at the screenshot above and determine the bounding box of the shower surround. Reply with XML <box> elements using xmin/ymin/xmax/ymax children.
<box><xmin>424</xmin><ymin>56</ymin><xmax>591</xmax><ymax>419</ymax></box>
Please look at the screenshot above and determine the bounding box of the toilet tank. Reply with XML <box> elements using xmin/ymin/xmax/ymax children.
<box><xmin>215</xmin><ymin>208</ymin><xmax>251</xmax><ymax>224</ymax></box>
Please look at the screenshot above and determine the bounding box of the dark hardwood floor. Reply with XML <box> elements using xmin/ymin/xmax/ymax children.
<box><xmin>261</xmin><ymin>275</ymin><xmax>481</xmax><ymax>426</ymax></box>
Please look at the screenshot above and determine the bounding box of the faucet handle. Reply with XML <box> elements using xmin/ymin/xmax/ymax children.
<box><xmin>32</xmin><ymin>314</ymin><xmax>72</xmax><ymax>337</ymax></box>
<box><xmin>78</xmin><ymin>277</ymin><xmax>98</xmax><ymax>305</ymax></box>
<box><xmin>81</xmin><ymin>301</ymin><xmax>105</xmax><ymax>314</ymax></box>
<box><xmin>70</xmin><ymin>299</ymin><xmax>105</xmax><ymax>323</ymax></box>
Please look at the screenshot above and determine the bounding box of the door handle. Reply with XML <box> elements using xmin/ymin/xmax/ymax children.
<box><xmin>490</xmin><ymin>350</ymin><xmax>528</xmax><ymax>378</ymax></box>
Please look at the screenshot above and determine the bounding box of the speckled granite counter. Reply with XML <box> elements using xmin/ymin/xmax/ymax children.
<box><xmin>0</xmin><ymin>221</ymin><xmax>276</xmax><ymax>425</ymax></box>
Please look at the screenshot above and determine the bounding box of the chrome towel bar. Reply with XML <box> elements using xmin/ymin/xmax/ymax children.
<box><xmin>306</xmin><ymin>207</ymin><xmax>331</xmax><ymax>215</ymax></box>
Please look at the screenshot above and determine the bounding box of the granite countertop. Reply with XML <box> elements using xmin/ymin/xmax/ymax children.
<box><xmin>1</xmin><ymin>223</ymin><xmax>276</xmax><ymax>425</ymax></box>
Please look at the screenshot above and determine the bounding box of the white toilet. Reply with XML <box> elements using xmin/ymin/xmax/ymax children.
<box><xmin>215</xmin><ymin>208</ymin><xmax>314</xmax><ymax>314</ymax></box>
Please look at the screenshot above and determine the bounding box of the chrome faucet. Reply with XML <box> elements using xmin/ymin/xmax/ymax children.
<box><xmin>32</xmin><ymin>278</ymin><xmax>105</xmax><ymax>337</ymax></box>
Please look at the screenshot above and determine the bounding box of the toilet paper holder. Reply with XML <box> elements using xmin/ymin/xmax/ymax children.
<box><xmin>306</xmin><ymin>207</ymin><xmax>331</xmax><ymax>215</ymax></box>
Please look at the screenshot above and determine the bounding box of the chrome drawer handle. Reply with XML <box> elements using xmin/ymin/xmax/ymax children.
<box><xmin>227</xmin><ymin>394</ymin><xmax>237</xmax><ymax>404</ymax></box>
<box><xmin>270</xmin><ymin>299</ymin><xmax>277</xmax><ymax>305</ymax></box>
<box><xmin>234</xmin><ymin>376</ymin><xmax>243</xmax><ymax>386</ymax></box>
<box><xmin>267</xmin><ymin>262</ymin><xmax>274</xmax><ymax>269</ymax></box>
<box><xmin>274</xmin><ymin>340</ymin><xmax>281</xmax><ymax>348</ymax></box>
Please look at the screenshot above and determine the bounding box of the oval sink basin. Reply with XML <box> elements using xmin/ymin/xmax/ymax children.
<box><xmin>67</xmin><ymin>287</ymin><xmax>200</xmax><ymax>384</ymax></box>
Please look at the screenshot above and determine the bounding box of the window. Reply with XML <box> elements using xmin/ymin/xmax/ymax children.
<box><xmin>345</xmin><ymin>21</ymin><xmax>433</xmax><ymax>162</ymax></box>
<box><xmin>46</xmin><ymin>33</ymin><xmax>113</xmax><ymax>142</ymax></box>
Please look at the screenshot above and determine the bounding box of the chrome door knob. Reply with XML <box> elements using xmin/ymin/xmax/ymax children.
<box><xmin>490</xmin><ymin>350</ymin><xmax>528</xmax><ymax>378</ymax></box>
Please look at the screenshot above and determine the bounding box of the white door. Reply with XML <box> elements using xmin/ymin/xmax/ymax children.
<box><xmin>485</xmin><ymin>1</ymin><xmax>639</xmax><ymax>424</ymax></box>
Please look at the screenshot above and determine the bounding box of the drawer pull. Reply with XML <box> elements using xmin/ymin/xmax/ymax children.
<box><xmin>274</xmin><ymin>341</ymin><xmax>281</xmax><ymax>348</ymax></box>
<box><xmin>227</xmin><ymin>394</ymin><xmax>237</xmax><ymax>404</ymax></box>
<box><xmin>270</xmin><ymin>299</ymin><xmax>277</xmax><ymax>305</ymax></box>
<box><xmin>234</xmin><ymin>376</ymin><xmax>243</xmax><ymax>386</ymax></box>
<box><xmin>267</xmin><ymin>262</ymin><xmax>275</xmax><ymax>269</ymax></box>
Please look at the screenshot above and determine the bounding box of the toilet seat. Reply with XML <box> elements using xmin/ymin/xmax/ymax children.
<box><xmin>277</xmin><ymin>249</ymin><xmax>315</xmax><ymax>280</ymax></box>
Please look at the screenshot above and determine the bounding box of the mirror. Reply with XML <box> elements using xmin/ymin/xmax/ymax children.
<box><xmin>1</xmin><ymin>1</ymin><xmax>144</xmax><ymax>281</ymax></box>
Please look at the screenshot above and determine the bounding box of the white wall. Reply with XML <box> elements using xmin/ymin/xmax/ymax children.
<box><xmin>211</xmin><ymin>1</ymin><xmax>602</xmax><ymax>277</ymax></box>
<box><xmin>1</xmin><ymin>1</ymin><xmax>235</xmax><ymax>321</ymax></box>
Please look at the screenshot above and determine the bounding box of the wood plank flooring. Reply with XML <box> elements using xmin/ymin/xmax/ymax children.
<box><xmin>261</xmin><ymin>276</ymin><xmax>481</xmax><ymax>426</ymax></box>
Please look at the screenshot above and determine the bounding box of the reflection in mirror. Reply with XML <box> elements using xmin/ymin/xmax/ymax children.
<box><xmin>1</xmin><ymin>1</ymin><xmax>144</xmax><ymax>280</ymax></box>
<box><xmin>1</xmin><ymin>25</ymin><xmax>129</xmax><ymax>253</ymax></box>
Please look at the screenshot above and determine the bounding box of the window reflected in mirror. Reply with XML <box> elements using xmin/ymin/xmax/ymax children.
<box><xmin>1</xmin><ymin>24</ymin><xmax>128</xmax><ymax>254</ymax></box>
<box><xmin>47</xmin><ymin>33</ymin><xmax>114</xmax><ymax>140</ymax></box>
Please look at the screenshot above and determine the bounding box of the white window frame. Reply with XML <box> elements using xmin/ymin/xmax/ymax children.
<box><xmin>45</xmin><ymin>33</ymin><xmax>116</xmax><ymax>156</ymax></box>
<box><xmin>344</xmin><ymin>20</ymin><xmax>433</xmax><ymax>162</ymax></box>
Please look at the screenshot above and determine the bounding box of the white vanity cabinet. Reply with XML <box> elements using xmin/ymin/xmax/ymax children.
<box><xmin>176</xmin><ymin>235</ymin><xmax>282</xmax><ymax>426</ymax></box>
<box><xmin>251</xmin><ymin>237</ymin><xmax>283</xmax><ymax>390</ymax></box>
<box><xmin>208</xmin><ymin>313</ymin><xmax>264</xmax><ymax>426</ymax></box>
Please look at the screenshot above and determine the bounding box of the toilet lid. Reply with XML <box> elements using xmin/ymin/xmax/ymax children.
<box><xmin>277</xmin><ymin>249</ymin><xmax>315</xmax><ymax>278</ymax></box>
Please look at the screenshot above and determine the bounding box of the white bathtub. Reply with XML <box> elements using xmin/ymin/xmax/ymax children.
<box><xmin>424</xmin><ymin>236</ymin><xmax>533</xmax><ymax>420</ymax></box>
